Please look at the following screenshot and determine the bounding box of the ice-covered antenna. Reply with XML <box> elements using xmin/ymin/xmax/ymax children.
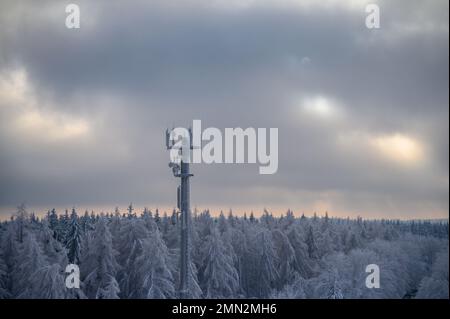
<box><xmin>165</xmin><ymin>128</ymin><xmax>170</xmax><ymax>149</ymax></box>
<box><xmin>165</xmin><ymin>127</ymin><xmax>194</xmax><ymax>299</ymax></box>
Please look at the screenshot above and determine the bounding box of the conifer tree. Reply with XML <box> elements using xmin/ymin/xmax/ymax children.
<box><xmin>81</xmin><ymin>217</ymin><xmax>120</xmax><ymax>299</ymax></box>
<box><xmin>136</xmin><ymin>229</ymin><xmax>176</xmax><ymax>298</ymax></box>
<box><xmin>12</xmin><ymin>234</ymin><xmax>48</xmax><ymax>297</ymax></box>
<box><xmin>256</xmin><ymin>231</ymin><xmax>279</xmax><ymax>298</ymax></box>
<box><xmin>200</xmin><ymin>227</ymin><xmax>239</xmax><ymax>298</ymax></box>
<box><xmin>306</xmin><ymin>226</ymin><xmax>319</xmax><ymax>259</ymax></box>
<box><xmin>65</xmin><ymin>208</ymin><xmax>82</xmax><ymax>264</ymax></box>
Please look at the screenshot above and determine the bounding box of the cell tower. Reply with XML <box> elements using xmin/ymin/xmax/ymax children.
<box><xmin>165</xmin><ymin>127</ymin><xmax>194</xmax><ymax>299</ymax></box>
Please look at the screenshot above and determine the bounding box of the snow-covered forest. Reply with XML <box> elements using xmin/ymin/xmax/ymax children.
<box><xmin>0</xmin><ymin>205</ymin><xmax>448</xmax><ymax>299</ymax></box>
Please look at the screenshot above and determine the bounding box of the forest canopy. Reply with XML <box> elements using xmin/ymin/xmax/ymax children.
<box><xmin>0</xmin><ymin>206</ymin><xmax>448</xmax><ymax>299</ymax></box>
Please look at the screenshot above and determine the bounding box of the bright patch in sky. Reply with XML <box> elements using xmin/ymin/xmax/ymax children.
<box><xmin>211</xmin><ymin>0</ymin><xmax>373</xmax><ymax>11</ymax></box>
<box><xmin>16</xmin><ymin>111</ymin><xmax>89</xmax><ymax>141</ymax></box>
<box><xmin>371</xmin><ymin>134</ymin><xmax>424</xmax><ymax>165</ymax></box>
<box><xmin>301</xmin><ymin>96</ymin><xmax>339</xmax><ymax>119</ymax></box>
<box><xmin>0</xmin><ymin>68</ymin><xmax>90</xmax><ymax>142</ymax></box>
<box><xmin>0</xmin><ymin>68</ymin><xmax>28</xmax><ymax>105</ymax></box>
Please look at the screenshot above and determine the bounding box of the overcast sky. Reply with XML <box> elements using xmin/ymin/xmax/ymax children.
<box><xmin>0</xmin><ymin>0</ymin><xmax>448</xmax><ymax>219</ymax></box>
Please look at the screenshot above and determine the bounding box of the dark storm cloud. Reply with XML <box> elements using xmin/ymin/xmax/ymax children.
<box><xmin>0</xmin><ymin>0</ymin><xmax>448</xmax><ymax>218</ymax></box>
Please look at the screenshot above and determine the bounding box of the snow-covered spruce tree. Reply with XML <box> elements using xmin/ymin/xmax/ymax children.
<box><xmin>186</xmin><ymin>259</ymin><xmax>203</xmax><ymax>299</ymax></box>
<box><xmin>190</xmin><ymin>213</ymin><xmax>203</xmax><ymax>273</ymax></box>
<box><xmin>272</xmin><ymin>229</ymin><xmax>297</xmax><ymax>288</ymax></box>
<box><xmin>81</xmin><ymin>217</ymin><xmax>120</xmax><ymax>299</ymax></box>
<box><xmin>187</xmin><ymin>214</ymin><xmax>203</xmax><ymax>299</ymax></box>
<box><xmin>57</xmin><ymin>210</ymin><xmax>70</xmax><ymax>243</ymax></box>
<box><xmin>249</xmin><ymin>212</ymin><xmax>256</xmax><ymax>223</ymax></box>
<box><xmin>13</xmin><ymin>204</ymin><xmax>28</xmax><ymax>244</ymax></box>
<box><xmin>196</xmin><ymin>210</ymin><xmax>214</xmax><ymax>239</ymax></box>
<box><xmin>80</xmin><ymin>210</ymin><xmax>92</xmax><ymax>233</ymax></box>
<box><xmin>238</xmin><ymin>222</ymin><xmax>261</xmax><ymax>297</ymax></box>
<box><xmin>154</xmin><ymin>209</ymin><xmax>161</xmax><ymax>226</ymax></box>
<box><xmin>119</xmin><ymin>240</ymin><xmax>146</xmax><ymax>299</ymax></box>
<box><xmin>396</xmin><ymin>234</ymin><xmax>428</xmax><ymax>292</ymax></box>
<box><xmin>0</xmin><ymin>224</ymin><xmax>19</xmax><ymax>279</ymax></box>
<box><xmin>96</xmin><ymin>277</ymin><xmax>121</xmax><ymax>299</ymax></box>
<box><xmin>367</xmin><ymin>239</ymin><xmax>411</xmax><ymax>298</ymax></box>
<box><xmin>316</xmin><ymin>228</ymin><xmax>336</xmax><ymax>259</ymax></box>
<box><xmin>0</xmin><ymin>254</ymin><xmax>10</xmax><ymax>298</ymax></box>
<box><xmin>271</xmin><ymin>273</ymin><xmax>306</xmax><ymax>299</ymax></box>
<box><xmin>305</xmin><ymin>225</ymin><xmax>319</xmax><ymax>259</ymax></box>
<box><xmin>65</xmin><ymin>208</ymin><xmax>82</xmax><ymax>264</ymax></box>
<box><xmin>109</xmin><ymin>209</ymin><xmax>122</xmax><ymax>251</ymax></box>
<box><xmin>159</xmin><ymin>210</ymin><xmax>202</xmax><ymax>299</ymax></box>
<box><xmin>134</xmin><ymin>229</ymin><xmax>176</xmax><ymax>298</ymax></box>
<box><xmin>12</xmin><ymin>233</ymin><xmax>48</xmax><ymax>297</ymax></box>
<box><xmin>314</xmin><ymin>269</ymin><xmax>344</xmax><ymax>299</ymax></box>
<box><xmin>255</xmin><ymin>230</ymin><xmax>279</xmax><ymax>298</ymax></box>
<box><xmin>330</xmin><ymin>248</ymin><xmax>386</xmax><ymax>298</ymax></box>
<box><xmin>117</xmin><ymin>218</ymin><xmax>150</xmax><ymax>265</ymax></box>
<box><xmin>37</xmin><ymin>220</ymin><xmax>68</xmax><ymax>266</ymax></box>
<box><xmin>220</xmin><ymin>228</ymin><xmax>239</xmax><ymax>273</ymax></box>
<box><xmin>286</xmin><ymin>227</ymin><xmax>315</xmax><ymax>278</ymax></box>
<box><xmin>142</xmin><ymin>208</ymin><xmax>157</xmax><ymax>232</ymax></box>
<box><xmin>416</xmin><ymin>248</ymin><xmax>449</xmax><ymax>299</ymax></box>
<box><xmin>217</xmin><ymin>211</ymin><xmax>228</xmax><ymax>234</ymax></box>
<box><xmin>346</xmin><ymin>232</ymin><xmax>359</xmax><ymax>253</ymax></box>
<box><xmin>163</xmin><ymin>215</ymin><xmax>180</xmax><ymax>249</ymax></box>
<box><xmin>18</xmin><ymin>264</ymin><xmax>67</xmax><ymax>299</ymax></box>
<box><xmin>223</xmin><ymin>226</ymin><xmax>246</xmax><ymax>281</ymax></box>
<box><xmin>47</xmin><ymin>208</ymin><xmax>59</xmax><ymax>238</ymax></box>
<box><xmin>261</xmin><ymin>209</ymin><xmax>276</xmax><ymax>230</ymax></box>
<box><xmin>199</xmin><ymin>227</ymin><xmax>239</xmax><ymax>298</ymax></box>
<box><xmin>116</xmin><ymin>218</ymin><xmax>150</xmax><ymax>298</ymax></box>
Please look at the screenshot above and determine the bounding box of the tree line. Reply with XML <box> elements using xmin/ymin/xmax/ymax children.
<box><xmin>0</xmin><ymin>205</ymin><xmax>448</xmax><ymax>299</ymax></box>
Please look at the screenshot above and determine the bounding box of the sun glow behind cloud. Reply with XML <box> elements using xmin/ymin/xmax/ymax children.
<box><xmin>300</xmin><ymin>95</ymin><xmax>342</xmax><ymax>119</ymax></box>
<box><xmin>210</xmin><ymin>0</ymin><xmax>374</xmax><ymax>11</ymax></box>
<box><xmin>16</xmin><ymin>111</ymin><xmax>89</xmax><ymax>141</ymax></box>
<box><xmin>0</xmin><ymin>68</ymin><xmax>90</xmax><ymax>143</ymax></box>
<box><xmin>338</xmin><ymin>130</ymin><xmax>425</xmax><ymax>167</ymax></box>
<box><xmin>371</xmin><ymin>133</ymin><xmax>424</xmax><ymax>165</ymax></box>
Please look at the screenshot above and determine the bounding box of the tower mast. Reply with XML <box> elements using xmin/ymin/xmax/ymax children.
<box><xmin>166</xmin><ymin>127</ymin><xmax>194</xmax><ymax>298</ymax></box>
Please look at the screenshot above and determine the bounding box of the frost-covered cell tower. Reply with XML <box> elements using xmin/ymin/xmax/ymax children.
<box><xmin>166</xmin><ymin>127</ymin><xmax>193</xmax><ymax>299</ymax></box>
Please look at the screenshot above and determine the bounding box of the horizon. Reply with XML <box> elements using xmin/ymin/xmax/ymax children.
<box><xmin>1</xmin><ymin>204</ymin><xmax>448</xmax><ymax>222</ymax></box>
